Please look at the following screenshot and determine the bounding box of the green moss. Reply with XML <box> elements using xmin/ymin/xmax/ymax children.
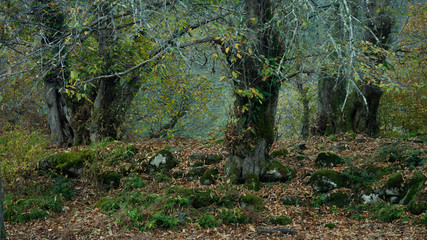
<box><xmin>244</xmin><ymin>174</ymin><xmax>260</xmax><ymax>191</ymax></box>
<box><xmin>148</xmin><ymin>149</ymin><xmax>179</xmax><ymax>172</ymax></box>
<box><xmin>402</xmin><ymin>171</ymin><xmax>427</xmax><ymax>214</ymax></box>
<box><xmin>315</xmin><ymin>152</ymin><xmax>344</xmax><ymax>168</ymax></box>
<box><xmin>261</xmin><ymin>160</ymin><xmax>295</xmax><ymax>182</ymax></box>
<box><xmin>186</xmin><ymin>167</ymin><xmax>207</xmax><ymax>181</ymax></box>
<box><xmin>240</xmin><ymin>194</ymin><xmax>264</xmax><ymax>211</ymax></box>
<box><xmin>270</xmin><ymin>148</ymin><xmax>289</xmax><ymax>158</ymax></box>
<box><xmin>325</xmin><ymin>192</ymin><xmax>350</xmax><ymax>207</ymax></box>
<box><xmin>328</xmin><ymin>136</ymin><xmax>339</xmax><ymax>142</ymax></box>
<box><xmin>310</xmin><ymin>169</ymin><xmax>348</xmax><ymax>192</ymax></box>
<box><xmin>214</xmin><ymin>138</ymin><xmax>225</xmax><ymax>144</ymax></box>
<box><xmin>191</xmin><ymin>190</ymin><xmax>219</xmax><ymax>208</ymax></box>
<box><xmin>41</xmin><ymin>150</ymin><xmax>93</xmax><ymax>177</ymax></box>
<box><xmin>386</xmin><ymin>172</ymin><xmax>403</xmax><ymax>189</ymax></box>
<box><xmin>325</xmin><ymin>223</ymin><xmax>336</xmax><ymax>229</ymax></box>
<box><xmin>265</xmin><ymin>216</ymin><xmax>292</xmax><ymax>225</ymax></box>
<box><xmin>97</xmin><ymin>171</ymin><xmax>122</xmax><ymax>191</ymax></box>
<box><xmin>200</xmin><ymin>168</ymin><xmax>219</xmax><ymax>185</ymax></box>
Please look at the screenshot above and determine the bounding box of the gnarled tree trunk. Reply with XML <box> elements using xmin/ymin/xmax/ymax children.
<box><xmin>225</xmin><ymin>0</ymin><xmax>281</xmax><ymax>185</ymax></box>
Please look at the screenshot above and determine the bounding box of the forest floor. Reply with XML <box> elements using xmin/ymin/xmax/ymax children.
<box><xmin>4</xmin><ymin>135</ymin><xmax>427</xmax><ymax>239</ymax></box>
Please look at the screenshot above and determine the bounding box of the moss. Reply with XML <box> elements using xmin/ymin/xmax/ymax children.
<box><xmin>315</xmin><ymin>152</ymin><xmax>344</xmax><ymax>168</ymax></box>
<box><xmin>200</xmin><ymin>168</ymin><xmax>219</xmax><ymax>185</ymax></box>
<box><xmin>186</xmin><ymin>167</ymin><xmax>207</xmax><ymax>181</ymax></box>
<box><xmin>310</xmin><ymin>169</ymin><xmax>348</xmax><ymax>192</ymax></box>
<box><xmin>325</xmin><ymin>192</ymin><xmax>350</xmax><ymax>207</ymax></box>
<box><xmin>40</xmin><ymin>150</ymin><xmax>93</xmax><ymax>177</ymax></box>
<box><xmin>296</xmin><ymin>155</ymin><xmax>309</xmax><ymax>161</ymax></box>
<box><xmin>191</xmin><ymin>190</ymin><xmax>219</xmax><ymax>208</ymax></box>
<box><xmin>325</xmin><ymin>223</ymin><xmax>336</xmax><ymax>229</ymax></box>
<box><xmin>204</xmin><ymin>154</ymin><xmax>223</xmax><ymax>165</ymax></box>
<box><xmin>401</xmin><ymin>171</ymin><xmax>427</xmax><ymax>214</ymax></box>
<box><xmin>97</xmin><ymin>171</ymin><xmax>122</xmax><ymax>191</ymax></box>
<box><xmin>365</xmin><ymin>164</ymin><xmax>389</xmax><ymax>179</ymax></box>
<box><xmin>328</xmin><ymin>136</ymin><xmax>339</xmax><ymax>142</ymax></box>
<box><xmin>265</xmin><ymin>216</ymin><xmax>292</xmax><ymax>225</ymax></box>
<box><xmin>261</xmin><ymin>160</ymin><xmax>295</xmax><ymax>183</ymax></box>
<box><xmin>214</xmin><ymin>138</ymin><xmax>225</xmax><ymax>144</ymax></box>
<box><xmin>386</xmin><ymin>172</ymin><xmax>404</xmax><ymax>189</ymax></box>
<box><xmin>148</xmin><ymin>149</ymin><xmax>179</xmax><ymax>173</ymax></box>
<box><xmin>244</xmin><ymin>174</ymin><xmax>260</xmax><ymax>191</ymax></box>
<box><xmin>270</xmin><ymin>148</ymin><xmax>289</xmax><ymax>158</ymax></box>
<box><xmin>240</xmin><ymin>194</ymin><xmax>264</xmax><ymax>211</ymax></box>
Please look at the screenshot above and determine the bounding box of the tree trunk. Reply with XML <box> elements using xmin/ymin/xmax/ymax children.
<box><xmin>296</xmin><ymin>79</ymin><xmax>310</xmax><ymax>139</ymax></box>
<box><xmin>225</xmin><ymin>0</ymin><xmax>281</xmax><ymax>185</ymax></box>
<box><xmin>352</xmin><ymin>85</ymin><xmax>383</xmax><ymax>136</ymax></box>
<box><xmin>0</xmin><ymin>177</ymin><xmax>5</xmax><ymax>240</ymax></box>
<box><xmin>36</xmin><ymin>0</ymin><xmax>74</xmax><ymax>146</ymax></box>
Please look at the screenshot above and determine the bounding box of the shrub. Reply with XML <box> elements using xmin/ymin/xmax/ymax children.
<box><xmin>198</xmin><ymin>214</ymin><xmax>220</xmax><ymax>228</ymax></box>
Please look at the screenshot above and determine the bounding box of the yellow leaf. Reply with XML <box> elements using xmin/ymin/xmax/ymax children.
<box><xmin>232</xmin><ymin>71</ymin><xmax>238</xmax><ymax>78</ymax></box>
<box><xmin>219</xmin><ymin>76</ymin><xmax>226</xmax><ymax>81</ymax></box>
<box><xmin>225</xmin><ymin>47</ymin><xmax>230</xmax><ymax>53</ymax></box>
<box><xmin>235</xmin><ymin>43</ymin><xmax>239</xmax><ymax>49</ymax></box>
<box><xmin>248</xmin><ymin>48</ymin><xmax>252</xmax><ymax>54</ymax></box>
<box><xmin>212</xmin><ymin>53</ymin><xmax>218</xmax><ymax>58</ymax></box>
<box><xmin>236</xmin><ymin>53</ymin><xmax>242</xmax><ymax>59</ymax></box>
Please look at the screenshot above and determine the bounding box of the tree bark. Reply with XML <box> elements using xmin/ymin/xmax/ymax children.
<box><xmin>36</xmin><ymin>0</ymin><xmax>74</xmax><ymax>146</ymax></box>
<box><xmin>225</xmin><ymin>0</ymin><xmax>281</xmax><ymax>184</ymax></box>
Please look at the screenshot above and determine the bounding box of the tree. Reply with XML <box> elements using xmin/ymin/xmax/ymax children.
<box><xmin>223</xmin><ymin>0</ymin><xmax>285</xmax><ymax>185</ymax></box>
<box><xmin>312</xmin><ymin>0</ymin><xmax>395</xmax><ymax>137</ymax></box>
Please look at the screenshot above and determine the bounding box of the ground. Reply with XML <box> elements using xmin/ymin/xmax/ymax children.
<box><xmin>4</xmin><ymin>136</ymin><xmax>427</xmax><ymax>239</ymax></box>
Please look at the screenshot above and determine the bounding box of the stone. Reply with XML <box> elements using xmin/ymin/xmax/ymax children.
<box><xmin>261</xmin><ymin>160</ymin><xmax>295</xmax><ymax>183</ymax></box>
<box><xmin>186</xmin><ymin>167</ymin><xmax>207</xmax><ymax>181</ymax></box>
<box><xmin>97</xmin><ymin>171</ymin><xmax>122</xmax><ymax>191</ymax></box>
<box><xmin>384</xmin><ymin>172</ymin><xmax>404</xmax><ymax>203</ymax></box>
<box><xmin>315</xmin><ymin>152</ymin><xmax>345</xmax><ymax>168</ymax></box>
<box><xmin>310</xmin><ymin>169</ymin><xmax>348</xmax><ymax>192</ymax></box>
<box><xmin>270</xmin><ymin>148</ymin><xmax>289</xmax><ymax>158</ymax></box>
<box><xmin>200</xmin><ymin>168</ymin><xmax>219</xmax><ymax>185</ymax></box>
<box><xmin>400</xmin><ymin>171</ymin><xmax>427</xmax><ymax>214</ymax></box>
<box><xmin>38</xmin><ymin>150</ymin><xmax>93</xmax><ymax>177</ymax></box>
<box><xmin>147</xmin><ymin>149</ymin><xmax>179</xmax><ymax>173</ymax></box>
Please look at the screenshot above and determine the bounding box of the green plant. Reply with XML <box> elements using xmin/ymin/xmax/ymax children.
<box><xmin>149</xmin><ymin>213</ymin><xmax>179</xmax><ymax>229</ymax></box>
<box><xmin>123</xmin><ymin>174</ymin><xmax>147</xmax><ymax>190</ymax></box>
<box><xmin>311</xmin><ymin>195</ymin><xmax>326</xmax><ymax>208</ymax></box>
<box><xmin>218</xmin><ymin>208</ymin><xmax>247</xmax><ymax>225</ymax></box>
<box><xmin>198</xmin><ymin>214</ymin><xmax>220</xmax><ymax>228</ymax></box>
<box><xmin>373</xmin><ymin>203</ymin><xmax>405</xmax><ymax>223</ymax></box>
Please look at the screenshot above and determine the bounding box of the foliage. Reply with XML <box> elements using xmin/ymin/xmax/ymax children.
<box><xmin>379</xmin><ymin>3</ymin><xmax>427</xmax><ymax>137</ymax></box>
<box><xmin>4</xmin><ymin>176</ymin><xmax>74</xmax><ymax>222</ymax></box>
<box><xmin>0</xmin><ymin>127</ymin><xmax>49</xmax><ymax>182</ymax></box>
<box><xmin>197</xmin><ymin>214</ymin><xmax>220</xmax><ymax>228</ymax></box>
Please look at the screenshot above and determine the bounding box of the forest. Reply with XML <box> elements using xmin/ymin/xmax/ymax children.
<box><xmin>0</xmin><ymin>0</ymin><xmax>425</xmax><ymax>239</ymax></box>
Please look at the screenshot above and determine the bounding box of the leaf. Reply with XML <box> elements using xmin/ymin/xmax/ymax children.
<box><xmin>219</xmin><ymin>76</ymin><xmax>226</xmax><ymax>81</ymax></box>
<box><xmin>225</xmin><ymin>47</ymin><xmax>230</xmax><ymax>53</ymax></box>
<box><xmin>236</xmin><ymin>53</ymin><xmax>242</xmax><ymax>59</ymax></box>
<box><xmin>232</xmin><ymin>71</ymin><xmax>238</xmax><ymax>78</ymax></box>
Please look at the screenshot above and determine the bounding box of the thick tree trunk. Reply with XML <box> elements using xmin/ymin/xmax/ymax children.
<box><xmin>296</xmin><ymin>80</ymin><xmax>310</xmax><ymax>139</ymax></box>
<box><xmin>0</xmin><ymin>177</ymin><xmax>5</xmax><ymax>240</ymax></box>
<box><xmin>352</xmin><ymin>85</ymin><xmax>383</xmax><ymax>136</ymax></box>
<box><xmin>36</xmin><ymin>0</ymin><xmax>74</xmax><ymax>146</ymax></box>
<box><xmin>225</xmin><ymin>0</ymin><xmax>281</xmax><ymax>186</ymax></box>
<box><xmin>44</xmin><ymin>77</ymin><xmax>74</xmax><ymax>146</ymax></box>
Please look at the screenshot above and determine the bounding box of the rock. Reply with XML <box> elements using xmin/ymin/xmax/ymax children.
<box><xmin>245</xmin><ymin>174</ymin><xmax>260</xmax><ymax>191</ymax></box>
<box><xmin>355</xmin><ymin>137</ymin><xmax>365</xmax><ymax>143</ymax></box>
<box><xmin>188</xmin><ymin>161</ymin><xmax>203</xmax><ymax>167</ymax></box>
<box><xmin>147</xmin><ymin>149</ymin><xmax>179</xmax><ymax>173</ymax></box>
<box><xmin>361</xmin><ymin>188</ymin><xmax>384</xmax><ymax>204</ymax></box>
<box><xmin>324</xmin><ymin>192</ymin><xmax>350</xmax><ymax>207</ymax></box>
<box><xmin>186</xmin><ymin>167</ymin><xmax>207</xmax><ymax>181</ymax></box>
<box><xmin>315</xmin><ymin>152</ymin><xmax>345</xmax><ymax>168</ymax></box>
<box><xmin>261</xmin><ymin>160</ymin><xmax>295</xmax><ymax>183</ymax></box>
<box><xmin>384</xmin><ymin>172</ymin><xmax>404</xmax><ymax>203</ymax></box>
<box><xmin>189</xmin><ymin>153</ymin><xmax>204</xmax><ymax>160</ymax></box>
<box><xmin>310</xmin><ymin>169</ymin><xmax>348</xmax><ymax>192</ymax></box>
<box><xmin>200</xmin><ymin>168</ymin><xmax>219</xmax><ymax>185</ymax></box>
<box><xmin>240</xmin><ymin>194</ymin><xmax>264</xmax><ymax>211</ymax></box>
<box><xmin>189</xmin><ymin>153</ymin><xmax>223</xmax><ymax>165</ymax></box>
<box><xmin>265</xmin><ymin>216</ymin><xmax>292</xmax><ymax>225</ymax></box>
<box><xmin>97</xmin><ymin>171</ymin><xmax>122</xmax><ymax>191</ymax></box>
<box><xmin>295</xmin><ymin>143</ymin><xmax>307</xmax><ymax>151</ymax></box>
<box><xmin>38</xmin><ymin>150</ymin><xmax>93</xmax><ymax>177</ymax></box>
<box><xmin>191</xmin><ymin>190</ymin><xmax>219</xmax><ymax>208</ymax></box>
<box><xmin>328</xmin><ymin>136</ymin><xmax>339</xmax><ymax>142</ymax></box>
<box><xmin>332</xmin><ymin>143</ymin><xmax>347</xmax><ymax>152</ymax></box>
<box><xmin>400</xmin><ymin>171</ymin><xmax>427</xmax><ymax>214</ymax></box>
<box><xmin>270</xmin><ymin>148</ymin><xmax>289</xmax><ymax>158</ymax></box>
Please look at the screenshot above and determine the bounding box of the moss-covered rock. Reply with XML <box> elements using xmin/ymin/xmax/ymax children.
<box><xmin>264</xmin><ymin>216</ymin><xmax>292</xmax><ymax>225</ymax></box>
<box><xmin>188</xmin><ymin>161</ymin><xmax>204</xmax><ymax>167</ymax></box>
<box><xmin>384</xmin><ymin>172</ymin><xmax>404</xmax><ymax>203</ymax></box>
<box><xmin>244</xmin><ymin>174</ymin><xmax>260</xmax><ymax>191</ymax></box>
<box><xmin>97</xmin><ymin>171</ymin><xmax>122</xmax><ymax>191</ymax></box>
<box><xmin>281</xmin><ymin>196</ymin><xmax>305</xmax><ymax>206</ymax></box>
<box><xmin>186</xmin><ymin>167</ymin><xmax>207</xmax><ymax>181</ymax></box>
<box><xmin>270</xmin><ymin>148</ymin><xmax>289</xmax><ymax>158</ymax></box>
<box><xmin>310</xmin><ymin>169</ymin><xmax>348</xmax><ymax>192</ymax></box>
<box><xmin>295</xmin><ymin>155</ymin><xmax>309</xmax><ymax>161</ymax></box>
<box><xmin>38</xmin><ymin>150</ymin><xmax>93</xmax><ymax>177</ymax></box>
<box><xmin>200</xmin><ymin>168</ymin><xmax>219</xmax><ymax>185</ymax></box>
<box><xmin>191</xmin><ymin>190</ymin><xmax>219</xmax><ymax>208</ymax></box>
<box><xmin>324</xmin><ymin>191</ymin><xmax>350</xmax><ymax>207</ymax></box>
<box><xmin>364</xmin><ymin>164</ymin><xmax>389</xmax><ymax>179</ymax></box>
<box><xmin>240</xmin><ymin>194</ymin><xmax>264</xmax><ymax>211</ymax></box>
<box><xmin>260</xmin><ymin>160</ymin><xmax>295</xmax><ymax>183</ymax></box>
<box><xmin>204</xmin><ymin>154</ymin><xmax>223</xmax><ymax>165</ymax></box>
<box><xmin>315</xmin><ymin>152</ymin><xmax>345</xmax><ymax>168</ymax></box>
<box><xmin>189</xmin><ymin>153</ymin><xmax>204</xmax><ymax>160</ymax></box>
<box><xmin>400</xmin><ymin>171</ymin><xmax>427</xmax><ymax>214</ymax></box>
<box><xmin>147</xmin><ymin>149</ymin><xmax>179</xmax><ymax>173</ymax></box>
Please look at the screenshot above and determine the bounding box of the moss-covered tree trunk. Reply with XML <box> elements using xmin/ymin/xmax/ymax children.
<box><xmin>225</xmin><ymin>0</ymin><xmax>282</xmax><ymax>186</ymax></box>
<box><xmin>36</xmin><ymin>0</ymin><xmax>74</xmax><ymax>146</ymax></box>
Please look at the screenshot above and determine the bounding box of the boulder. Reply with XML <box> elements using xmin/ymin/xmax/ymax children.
<box><xmin>38</xmin><ymin>150</ymin><xmax>93</xmax><ymax>177</ymax></box>
<box><xmin>97</xmin><ymin>171</ymin><xmax>122</xmax><ymax>191</ymax></box>
<box><xmin>186</xmin><ymin>167</ymin><xmax>207</xmax><ymax>181</ymax></box>
<box><xmin>270</xmin><ymin>148</ymin><xmax>289</xmax><ymax>158</ymax></box>
<box><xmin>400</xmin><ymin>171</ymin><xmax>427</xmax><ymax>214</ymax></box>
<box><xmin>324</xmin><ymin>191</ymin><xmax>351</xmax><ymax>207</ymax></box>
<box><xmin>384</xmin><ymin>172</ymin><xmax>404</xmax><ymax>204</ymax></box>
<box><xmin>147</xmin><ymin>149</ymin><xmax>179</xmax><ymax>173</ymax></box>
<box><xmin>261</xmin><ymin>160</ymin><xmax>295</xmax><ymax>183</ymax></box>
<box><xmin>310</xmin><ymin>169</ymin><xmax>348</xmax><ymax>192</ymax></box>
<box><xmin>200</xmin><ymin>168</ymin><xmax>219</xmax><ymax>185</ymax></box>
<box><xmin>315</xmin><ymin>152</ymin><xmax>345</xmax><ymax>168</ymax></box>
<box><xmin>240</xmin><ymin>194</ymin><xmax>264</xmax><ymax>211</ymax></box>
